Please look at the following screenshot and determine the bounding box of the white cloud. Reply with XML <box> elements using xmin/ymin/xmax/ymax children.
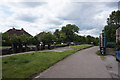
<box><xmin>78</xmin><ymin>28</ymin><xmax>100</xmax><ymax>37</ymax></box>
<box><xmin>0</xmin><ymin>0</ymin><xmax>118</xmax><ymax>37</ymax></box>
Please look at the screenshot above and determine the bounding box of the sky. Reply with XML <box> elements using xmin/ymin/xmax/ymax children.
<box><xmin>0</xmin><ymin>0</ymin><xmax>119</xmax><ymax>37</ymax></box>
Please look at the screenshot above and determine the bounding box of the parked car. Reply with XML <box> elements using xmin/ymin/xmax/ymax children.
<box><xmin>70</xmin><ymin>42</ymin><xmax>75</xmax><ymax>46</ymax></box>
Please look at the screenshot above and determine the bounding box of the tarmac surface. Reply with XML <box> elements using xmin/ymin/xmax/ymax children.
<box><xmin>102</xmin><ymin>55</ymin><xmax>120</xmax><ymax>78</ymax></box>
<box><xmin>34</xmin><ymin>46</ymin><xmax>111</xmax><ymax>78</ymax></box>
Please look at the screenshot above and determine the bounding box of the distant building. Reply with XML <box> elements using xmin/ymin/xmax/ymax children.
<box><xmin>5</xmin><ymin>28</ymin><xmax>32</xmax><ymax>39</ymax></box>
<box><xmin>116</xmin><ymin>26</ymin><xmax>120</xmax><ymax>43</ymax></box>
<box><xmin>36</xmin><ymin>32</ymin><xmax>45</xmax><ymax>40</ymax></box>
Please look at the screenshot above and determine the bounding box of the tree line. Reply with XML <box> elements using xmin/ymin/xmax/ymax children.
<box><xmin>103</xmin><ymin>10</ymin><xmax>120</xmax><ymax>43</ymax></box>
<box><xmin>1</xmin><ymin>24</ymin><xmax>99</xmax><ymax>51</ymax></box>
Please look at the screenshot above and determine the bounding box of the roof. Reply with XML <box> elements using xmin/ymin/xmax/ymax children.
<box><xmin>116</xmin><ymin>25</ymin><xmax>120</xmax><ymax>30</ymax></box>
<box><xmin>5</xmin><ymin>28</ymin><xmax>32</xmax><ymax>37</ymax></box>
<box><xmin>36</xmin><ymin>32</ymin><xmax>45</xmax><ymax>39</ymax></box>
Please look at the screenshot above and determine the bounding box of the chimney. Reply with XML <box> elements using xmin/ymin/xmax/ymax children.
<box><xmin>21</xmin><ymin>28</ymin><xmax>24</xmax><ymax>31</ymax></box>
<box><xmin>12</xmin><ymin>27</ymin><xmax>15</xmax><ymax>30</ymax></box>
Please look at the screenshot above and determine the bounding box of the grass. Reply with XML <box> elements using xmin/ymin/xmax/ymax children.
<box><xmin>96</xmin><ymin>50</ymin><xmax>106</xmax><ymax>60</ymax></box>
<box><xmin>2</xmin><ymin>50</ymin><xmax>77</xmax><ymax>79</ymax></box>
<box><xmin>0</xmin><ymin>46</ymin><xmax>11</xmax><ymax>49</ymax></box>
<box><xmin>113</xmin><ymin>55</ymin><xmax>116</xmax><ymax>58</ymax></box>
<box><xmin>70</xmin><ymin>44</ymin><xmax>93</xmax><ymax>50</ymax></box>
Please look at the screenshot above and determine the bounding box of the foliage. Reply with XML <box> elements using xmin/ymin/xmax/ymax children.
<box><xmin>27</xmin><ymin>36</ymin><xmax>35</xmax><ymax>45</ymax></box>
<box><xmin>18</xmin><ymin>34</ymin><xmax>28</xmax><ymax>45</ymax></box>
<box><xmin>2</xmin><ymin>32</ymin><xmax>11</xmax><ymax>46</ymax></box>
<box><xmin>86</xmin><ymin>35</ymin><xmax>99</xmax><ymax>45</ymax></box>
<box><xmin>2</xmin><ymin>24</ymin><xmax>99</xmax><ymax>46</ymax></box>
<box><xmin>53</xmin><ymin>24</ymin><xmax>98</xmax><ymax>45</ymax></box>
<box><xmin>104</xmin><ymin>10</ymin><xmax>120</xmax><ymax>42</ymax></box>
<box><xmin>96</xmin><ymin>50</ymin><xmax>106</xmax><ymax>60</ymax></box>
<box><xmin>61</xmin><ymin>24</ymin><xmax>79</xmax><ymax>42</ymax></box>
<box><xmin>32</xmin><ymin>36</ymin><xmax>40</xmax><ymax>45</ymax></box>
<box><xmin>40</xmin><ymin>32</ymin><xmax>54</xmax><ymax>45</ymax></box>
<box><xmin>2</xmin><ymin>50</ymin><xmax>77</xmax><ymax>79</ymax></box>
<box><xmin>54</xmin><ymin>29</ymin><xmax>60</xmax><ymax>39</ymax></box>
<box><xmin>96</xmin><ymin>50</ymin><xmax>106</xmax><ymax>56</ymax></box>
<box><xmin>10</xmin><ymin>34</ymin><xmax>19</xmax><ymax>44</ymax></box>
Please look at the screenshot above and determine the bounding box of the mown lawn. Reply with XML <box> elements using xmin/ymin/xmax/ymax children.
<box><xmin>2</xmin><ymin>50</ymin><xmax>77</xmax><ymax>79</ymax></box>
<box><xmin>70</xmin><ymin>44</ymin><xmax>93</xmax><ymax>50</ymax></box>
<box><xmin>0</xmin><ymin>46</ymin><xmax>11</xmax><ymax>49</ymax></box>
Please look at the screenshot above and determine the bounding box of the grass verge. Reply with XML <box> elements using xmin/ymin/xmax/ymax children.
<box><xmin>96</xmin><ymin>50</ymin><xmax>106</xmax><ymax>60</ymax></box>
<box><xmin>0</xmin><ymin>46</ymin><xmax>11</xmax><ymax>49</ymax></box>
<box><xmin>2</xmin><ymin>50</ymin><xmax>76</xmax><ymax>79</ymax></box>
<box><xmin>70</xmin><ymin>44</ymin><xmax>93</xmax><ymax>50</ymax></box>
<box><xmin>113</xmin><ymin>55</ymin><xmax>116</xmax><ymax>58</ymax></box>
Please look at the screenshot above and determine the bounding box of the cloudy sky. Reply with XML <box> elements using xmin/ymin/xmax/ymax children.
<box><xmin>0</xmin><ymin>0</ymin><xmax>119</xmax><ymax>37</ymax></box>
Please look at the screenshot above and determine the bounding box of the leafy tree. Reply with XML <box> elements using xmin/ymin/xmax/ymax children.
<box><xmin>54</xmin><ymin>29</ymin><xmax>60</xmax><ymax>43</ymax></box>
<box><xmin>61</xmin><ymin>24</ymin><xmax>79</xmax><ymax>42</ymax></box>
<box><xmin>40</xmin><ymin>32</ymin><xmax>54</xmax><ymax>49</ymax></box>
<box><xmin>19</xmin><ymin>34</ymin><xmax>27</xmax><ymax>45</ymax></box>
<box><xmin>32</xmin><ymin>36</ymin><xmax>40</xmax><ymax>50</ymax></box>
<box><xmin>10</xmin><ymin>34</ymin><xmax>19</xmax><ymax>52</ymax></box>
<box><xmin>18</xmin><ymin>34</ymin><xmax>31</xmax><ymax>51</ymax></box>
<box><xmin>27</xmin><ymin>36</ymin><xmax>34</xmax><ymax>45</ymax></box>
<box><xmin>104</xmin><ymin>10</ymin><xmax>120</xmax><ymax>42</ymax></box>
<box><xmin>32</xmin><ymin>36</ymin><xmax>40</xmax><ymax>45</ymax></box>
<box><xmin>10</xmin><ymin>34</ymin><xmax>19</xmax><ymax>44</ymax></box>
<box><xmin>54</xmin><ymin>29</ymin><xmax>60</xmax><ymax>39</ymax></box>
<box><xmin>2</xmin><ymin>32</ymin><xmax>11</xmax><ymax>46</ymax></box>
<box><xmin>58</xmin><ymin>31</ymin><xmax>66</xmax><ymax>43</ymax></box>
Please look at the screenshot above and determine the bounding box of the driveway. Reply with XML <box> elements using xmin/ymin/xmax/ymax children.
<box><xmin>34</xmin><ymin>46</ymin><xmax>111</xmax><ymax>78</ymax></box>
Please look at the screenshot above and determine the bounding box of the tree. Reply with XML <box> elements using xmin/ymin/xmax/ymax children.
<box><xmin>10</xmin><ymin>34</ymin><xmax>19</xmax><ymax>44</ymax></box>
<box><xmin>10</xmin><ymin>34</ymin><xmax>19</xmax><ymax>53</ymax></box>
<box><xmin>40</xmin><ymin>32</ymin><xmax>54</xmax><ymax>49</ymax></box>
<box><xmin>61</xmin><ymin>24</ymin><xmax>79</xmax><ymax>42</ymax></box>
<box><xmin>33</xmin><ymin>36</ymin><xmax>40</xmax><ymax>50</ymax></box>
<box><xmin>104</xmin><ymin>10</ymin><xmax>120</xmax><ymax>42</ymax></box>
<box><xmin>54</xmin><ymin>29</ymin><xmax>60</xmax><ymax>39</ymax></box>
<box><xmin>27</xmin><ymin>36</ymin><xmax>34</xmax><ymax>45</ymax></box>
<box><xmin>54</xmin><ymin>29</ymin><xmax>60</xmax><ymax>43</ymax></box>
<box><xmin>18</xmin><ymin>34</ymin><xmax>29</xmax><ymax>51</ymax></box>
<box><xmin>2</xmin><ymin>32</ymin><xmax>11</xmax><ymax>46</ymax></box>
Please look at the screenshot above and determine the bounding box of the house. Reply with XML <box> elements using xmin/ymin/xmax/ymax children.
<box><xmin>116</xmin><ymin>26</ymin><xmax>120</xmax><ymax>43</ymax></box>
<box><xmin>36</xmin><ymin>32</ymin><xmax>45</xmax><ymax>40</ymax></box>
<box><xmin>5</xmin><ymin>28</ymin><xmax>32</xmax><ymax>39</ymax></box>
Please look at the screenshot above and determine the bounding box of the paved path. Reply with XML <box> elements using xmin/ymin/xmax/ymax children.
<box><xmin>1</xmin><ymin>46</ymin><xmax>73</xmax><ymax>57</ymax></box>
<box><xmin>34</xmin><ymin>46</ymin><xmax>111</xmax><ymax>78</ymax></box>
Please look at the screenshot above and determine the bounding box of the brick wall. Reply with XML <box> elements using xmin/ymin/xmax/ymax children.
<box><xmin>116</xmin><ymin>27</ymin><xmax>120</xmax><ymax>43</ymax></box>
